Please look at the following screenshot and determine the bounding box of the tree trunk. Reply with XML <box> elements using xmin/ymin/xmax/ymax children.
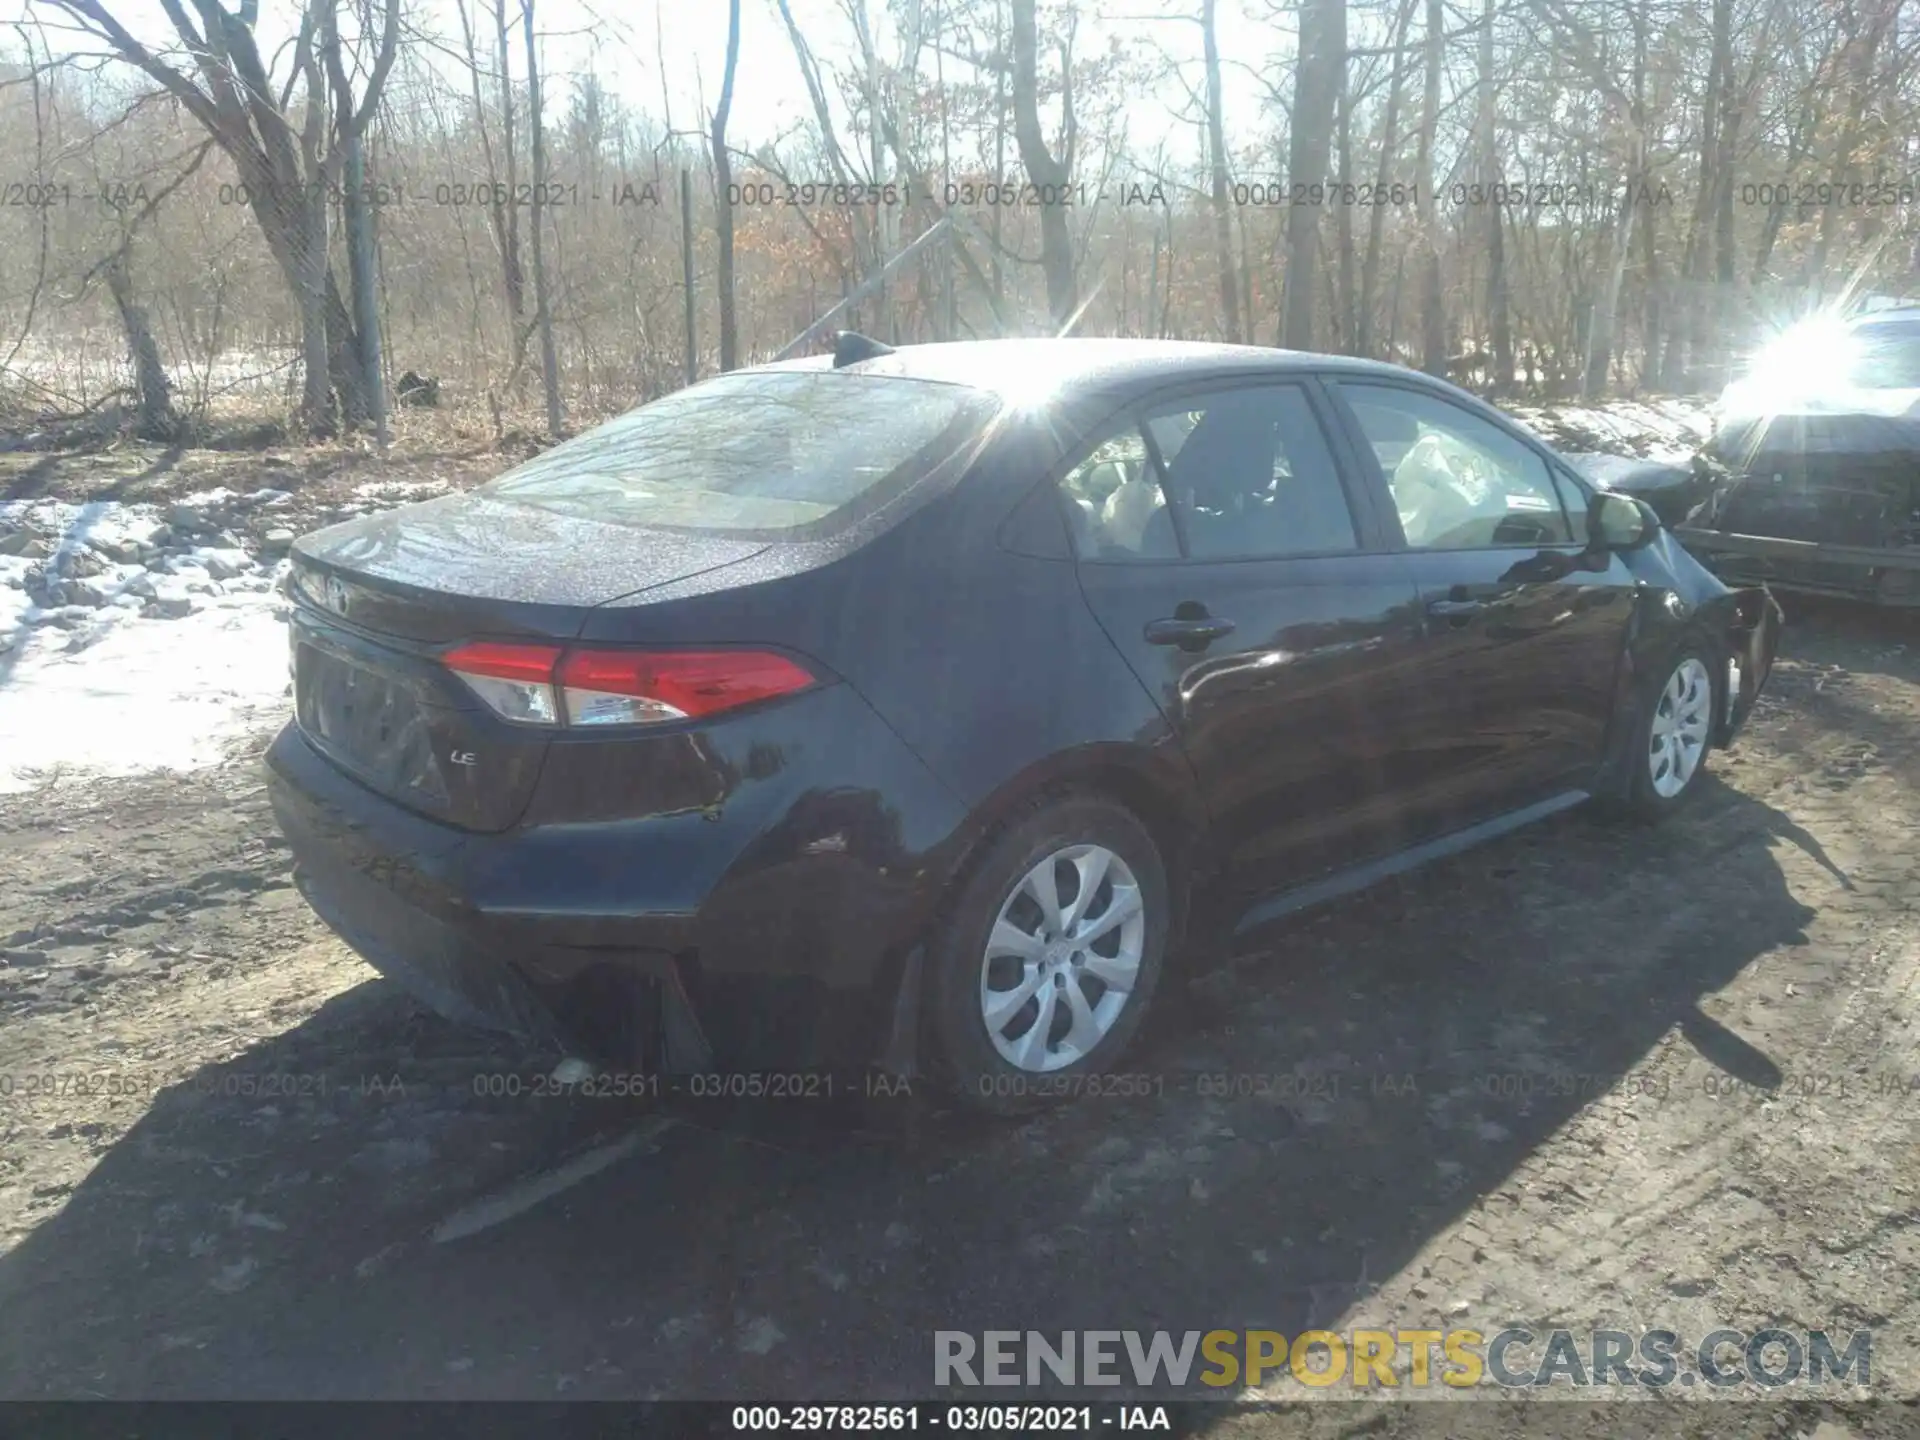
<box><xmin>712</xmin><ymin>0</ymin><xmax>743</xmax><ymax>370</ymax></box>
<box><xmin>494</xmin><ymin>0</ymin><xmax>528</xmax><ymax>348</ymax></box>
<box><xmin>1281</xmin><ymin>0</ymin><xmax>1344</xmax><ymax>349</ymax></box>
<box><xmin>1416</xmin><ymin>0</ymin><xmax>1445</xmax><ymax>375</ymax></box>
<box><xmin>1010</xmin><ymin>0</ymin><xmax>1078</xmax><ymax>329</ymax></box>
<box><xmin>105</xmin><ymin>250</ymin><xmax>175</xmax><ymax>441</ymax></box>
<box><xmin>992</xmin><ymin>0</ymin><xmax>1008</xmax><ymax>318</ymax></box>
<box><xmin>318</xmin><ymin>0</ymin><xmax>387</xmax><ymax>443</ymax></box>
<box><xmin>1586</xmin><ymin>2</ymin><xmax>1647</xmax><ymax>399</ymax></box>
<box><xmin>1359</xmin><ymin>0</ymin><xmax>1418</xmax><ymax>357</ymax></box>
<box><xmin>1334</xmin><ymin>62</ymin><xmax>1357</xmax><ymax>351</ymax></box>
<box><xmin>300</xmin><ymin>212</ymin><xmax>333</xmax><ymax>430</ymax></box>
<box><xmin>1202</xmin><ymin>0</ymin><xmax>1241</xmax><ymax>343</ymax></box>
<box><xmin>1671</xmin><ymin>0</ymin><xmax>1733</xmax><ymax>390</ymax></box>
<box><xmin>340</xmin><ymin>129</ymin><xmax>386</xmax><ymax>444</ymax></box>
<box><xmin>1479</xmin><ymin>0</ymin><xmax>1512</xmax><ymax>392</ymax></box>
<box><xmin>523</xmin><ymin>0</ymin><xmax>562</xmax><ymax>434</ymax></box>
<box><xmin>1584</xmin><ymin>145</ymin><xmax>1638</xmax><ymax>399</ymax></box>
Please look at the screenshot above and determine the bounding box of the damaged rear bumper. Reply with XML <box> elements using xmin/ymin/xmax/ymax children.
<box><xmin>264</xmin><ymin>720</ymin><xmax>924</xmax><ymax>1076</ymax></box>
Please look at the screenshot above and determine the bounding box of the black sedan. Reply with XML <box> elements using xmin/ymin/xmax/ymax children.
<box><xmin>266</xmin><ymin>337</ymin><xmax>1782</xmax><ymax>1111</ymax></box>
<box><xmin>1679</xmin><ymin>308</ymin><xmax>1920</xmax><ymax>606</ymax></box>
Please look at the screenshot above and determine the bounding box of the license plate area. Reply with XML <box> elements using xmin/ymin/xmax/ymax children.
<box><xmin>295</xmin><ymin>643</ymin><xmax>450</xmax><ymax>808</ymax></box>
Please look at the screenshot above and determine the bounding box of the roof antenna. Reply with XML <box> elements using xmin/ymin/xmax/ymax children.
<box><xmin>832</xmin><ymin>331</ymin><xmax>896</xmax><ymax>368</ymax></box>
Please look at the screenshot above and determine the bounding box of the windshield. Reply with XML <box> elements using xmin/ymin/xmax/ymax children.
<box><xmin>485</xmin><ymin>370</ymin><xmax>998</xmax><ymax>535</ymax></box>
<box><xmin>1847</xmin><ymin>322</ymin><xmax>1920</xmax><ymax>388</ymax></box>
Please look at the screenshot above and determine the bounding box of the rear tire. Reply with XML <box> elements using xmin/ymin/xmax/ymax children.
<box><xmin>1622</xmin><ymin>641</ymin><xmax>1719</xmax><ymax>822</ymax></box>
<box><xmin>926</xmin><ymin>796</ymin><xmax>1170</xmax><ymax>1114</ymax></box>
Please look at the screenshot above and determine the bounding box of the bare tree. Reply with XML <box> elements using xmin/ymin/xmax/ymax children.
<box><xmin>1358</xmin><ymin>0</ymin><xmax>1418</xmax><ymax>357</ymax></box>
<box><xmin>452</xmin><ymin>0</ymin><xmax>527</xmax><ymax>381</ymax></box>
<box><xmin>1201</xmin><ymin>0</ymin><xmax>1240</xmax><ymax>343</ymax></box>
<box><xmin>1415</xmin><ymin>0</ymin><xmax>1445</xmax><ymax>374</ymax></box>
<box><xmin>712</xmin><ymin>0</ymin><xmax>742</xmax><ymax>370</ymax></box>
<box><xmin>1281</xmin><ymin>0</ymin><xmax>1345</xmax><ymax>349</ymax></box>
<box><xmin>1010</xmin><ymin>0</ymin><xmax>1077</xmax><ymax>328</ymax></box>
<box><xmin>523</xmin><ymin>0</ymin><xmax>561</xmax><ymax>433</ymax></box>
<box><xmin>43</xmin><ymin>0</ymin><xmax>400</xmax><ymax>435</ymax></box>
<box><xmin>1477</xmin><ymin>0</ymin><xmax>1511</xmax><ymax>390</ymax></box>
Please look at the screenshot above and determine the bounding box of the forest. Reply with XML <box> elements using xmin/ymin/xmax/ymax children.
<box><xmin>1</xmin><ymin>0</ymin><xmax>1915</xmax><ymax>442</ymax></box>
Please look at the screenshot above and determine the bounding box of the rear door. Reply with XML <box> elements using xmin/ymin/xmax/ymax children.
<box><xmin>1325</xmin><ymin>378</ymin><xmax>1635</xmax><ymax>830</ymax></box>
<box><xmin>1065</xmin><ymin>378</ymin><xmax>1431</xmax><ymax>900</ymax></box>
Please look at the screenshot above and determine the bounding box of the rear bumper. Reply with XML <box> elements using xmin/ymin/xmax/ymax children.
<box><xmin>1676</xmin><ymin>526</ymin><xmax>1920</xmax><ymax>605</ymax></box>
<box><xmin>265</xmin><ymin>685</ymin><xmax>968</xmax><ymax>1071</ymax></box>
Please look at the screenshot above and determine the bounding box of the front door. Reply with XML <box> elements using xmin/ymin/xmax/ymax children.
<box><xmin>1327</xmin><ymin>379</ymin><xmax>1636</xmax><ymax>833</ymax></box>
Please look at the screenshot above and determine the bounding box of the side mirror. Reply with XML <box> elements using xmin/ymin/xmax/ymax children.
<box><xmin>1591</xmin><ymin>491</ymin><xmax>1659</xmax><ymax>551</ymax></box>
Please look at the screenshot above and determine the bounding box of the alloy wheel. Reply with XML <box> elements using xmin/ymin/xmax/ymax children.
<box><xmin>1649</xmin><ymin>657</ymin><xmax>1712</xmax><ymax>799</ymax></box>
<box><xmin>978</xmin><ymin>844</ymin><xmax>1145</xmax><ymax>1072</ymax></box>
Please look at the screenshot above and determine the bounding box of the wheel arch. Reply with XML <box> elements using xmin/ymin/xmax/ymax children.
<box><xmin>927</xmin><ymin>743</ymin><xmax>1210</xmax><ymax>950</ymax></box>
<box><xmin>1594</xmin><ymin>587</ymin><xmax>1738</xmax><ymax>803</ymax></box>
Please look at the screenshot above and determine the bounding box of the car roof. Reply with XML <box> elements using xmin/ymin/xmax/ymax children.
<box><xmin>744</xmin><ymin>337</ymin><xmax>1437</xmax><ymax>402</ymax></box>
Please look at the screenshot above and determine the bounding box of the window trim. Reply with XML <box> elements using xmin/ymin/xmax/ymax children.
<box><xmin>1063</xmin><ymin>375</ymin><xmax>1385</xmax><ymax>566</ymax></box>
<box><xmin>1049</xmin><ymin>418</ymin><xmax>1186</xmax><ymax>563</ymax></box>
<box><xmin>1324</xmin><ymin>375</ymin><xmax>1588</xmax><ymax>555</ymax></box>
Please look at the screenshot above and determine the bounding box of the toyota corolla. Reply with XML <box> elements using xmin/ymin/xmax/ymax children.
<box><xmin>266</xmin><ymin>336</ymin><xmax>1781</xmax><ymax>1111</ymax></box>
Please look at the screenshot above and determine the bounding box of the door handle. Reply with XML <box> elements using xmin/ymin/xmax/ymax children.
<box><xmin>1425</xmin><ymin>597</ymin><xmax>1485</xmax><ymax>620</ymax></box>
<box><xmin>1144</xmin><ymin>616</ymin><xmax>1237</xmax><ymax>647</ymax></box>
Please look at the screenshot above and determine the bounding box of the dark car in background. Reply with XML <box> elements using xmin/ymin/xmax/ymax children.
<box><xmin>1679</xmin><ymin>308</ymin><xmax>1920</xmax><ymax>606</ymax></box>
<box><xmin>1560</xmin><ymin>452</ymin><xmax>1711</xmax><ymax>530</ymax></box>
<box><xmin>266</xmin><ymin>337</ymin><xmax>1781</xmax><ymax>1112</ymax></box>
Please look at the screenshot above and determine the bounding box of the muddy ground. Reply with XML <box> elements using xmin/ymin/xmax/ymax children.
<box><xmin>0</xmin><ymin>596</ymin><xmax>1914</xmax><ymax>1426</ymax></box>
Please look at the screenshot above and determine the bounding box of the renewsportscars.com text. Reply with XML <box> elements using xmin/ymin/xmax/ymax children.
<box><xmin>933</xmin><ymin>1327</ymin><xmax>1871</xmax><ymax>1390</ymax></box>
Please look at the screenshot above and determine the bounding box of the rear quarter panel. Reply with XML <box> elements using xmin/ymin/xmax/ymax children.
<box><xmin>567</xmin><ymin>409</ymin><xmax>1203</xmax><ymax>877</ymax></box>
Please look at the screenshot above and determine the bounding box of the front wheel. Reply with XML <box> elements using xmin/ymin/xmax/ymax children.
<box><xmin>926</xmin><ymin>796</ymin><xmax>1170</xmax><ymax>1114</ymax></box>
<box><xmin>1625</xmin><ymin>646</ymin><xmax>1718</xmax><ymax>820</ymax></box>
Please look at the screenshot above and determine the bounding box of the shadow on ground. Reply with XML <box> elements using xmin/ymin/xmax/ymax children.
<box><xmin>0</xmin><ymin>773</ymin><xmax>1817</xmax><ymax>1401</ymax></box>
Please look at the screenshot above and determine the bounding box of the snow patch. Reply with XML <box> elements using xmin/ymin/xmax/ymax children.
<box><xmin>0</xmin><ymin>591</ymin><xmax>291</xmax><ymax>793</ymax></box>
<box><xmin>353</xmin><ymin>478</ymin><xmax>451</xmax><ymax>503</ymax></box>
<box><xmin>1510</xmin><ymin>395</ymin><xmax>1718</xmax><ymax>464</ymax></box>
<box><xmin>0</xmin><ymin>496</ymin><xmax>292</xmax><ymax>793</ymax></box>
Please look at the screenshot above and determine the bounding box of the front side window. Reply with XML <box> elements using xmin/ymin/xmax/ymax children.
<box><xmin>1339</xmin><ymin>382</ymin><xmax>1576</xmax><ymax>550</ymax></box>
<box><xmin>486</xmin><ymin>370</ymin><xmax>996</xmax><ymax>537</ymax></box>
<box><xmin>1057</xmin><ymin>382</ymin><xmax>1358</xmax><ymax>562</ymax></box>
<box><xmin>1151</xmin><ymin>384</ymin><xmax>1356</xmax><ymax>559</ymax></box>
<box><xmin>1549</xmin><ymin>466</ymin><xmax>1593</xmax><ymax>546</ymax></box>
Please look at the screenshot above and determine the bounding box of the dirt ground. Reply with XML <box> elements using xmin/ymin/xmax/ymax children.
<box><xmin>0</xmin><ymin>594</ymin><xmax>1914</xmax><ymax>1423</ymax></box>
<box><xmin>1</xmin><ymin>418</ymin><xmax>1918</xmax><ymax>1429</ymax></box>
<box><xmin>0</xmin><ymin>417</ymin><xmax>521</xmax><ymax>546</ymax></box>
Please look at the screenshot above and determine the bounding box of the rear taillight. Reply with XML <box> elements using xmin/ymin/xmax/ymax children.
<box><xmin>441</xmin><ymin>642</ymin><xmax>816</xmax><ymax>728</ymax></box>
<box><xmin>558</xmin><ymin>649</ymin><xmax>817</xmax><ymax>726</ymax></box>
<box><xmin>443</xmin><ymin>641</ymin><xmax>565</xmax><ymax>724</ymax></box>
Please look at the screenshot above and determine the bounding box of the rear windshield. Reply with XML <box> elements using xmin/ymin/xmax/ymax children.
<box><xmin>1848</xmin><ymin>322</ymin><xmax>1920</xmax><ymax>388</ymax></box>
<box><xmin>484</xmin><ymin>370</ymin><xmax>997</xmax><ymax>536</ymax></box>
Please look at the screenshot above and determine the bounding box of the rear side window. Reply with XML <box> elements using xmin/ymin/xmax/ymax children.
<box><xmin>1058</xmin><ymin>430</ymin><xmax>1179</xmax><ymax>559</ymax></box>
<box><xmin>486</xmin><ymin>371</ymin><xmax>997</xmax><ymax>536</ymax></box>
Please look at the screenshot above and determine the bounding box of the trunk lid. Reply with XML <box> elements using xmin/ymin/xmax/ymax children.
<box><xmin>291</xmin><ymin>491</ymin><xmax>768</xmax><ymax>636</ymax></box>
<box><xmin>287</xmin><ymin>492</ymin><xmax>768</xmax><ymax>832</ymax></box>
